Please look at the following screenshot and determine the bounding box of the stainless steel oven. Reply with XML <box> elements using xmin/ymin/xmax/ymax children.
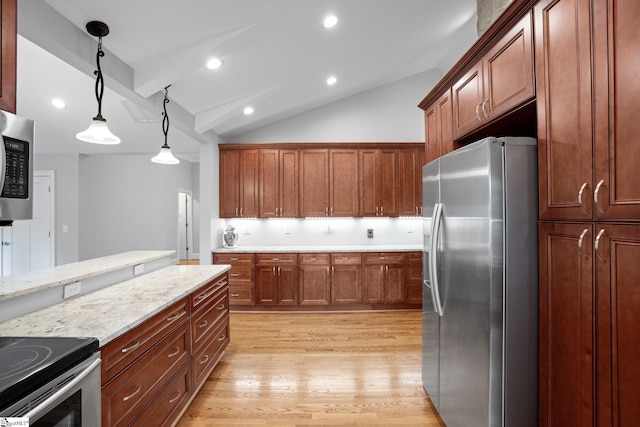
<box><xmin>0</xmin><ymin>337</ymin><xmax>101</xmax><ymax>426</ymax></box>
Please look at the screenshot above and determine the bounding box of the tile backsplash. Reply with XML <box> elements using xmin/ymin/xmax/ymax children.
<box><xmin>217</xmin><ymin>217</ymin><xmax>423</xmax><ymax>248</ymax></box>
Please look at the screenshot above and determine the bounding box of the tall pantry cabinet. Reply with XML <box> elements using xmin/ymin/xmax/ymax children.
<box><xmin>536</xmin><ymin>0</ymin><xmax>640</xmax><ymax>425</ymax></box>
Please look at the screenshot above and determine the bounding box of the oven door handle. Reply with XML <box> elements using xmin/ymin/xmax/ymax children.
<box><xmin>23</xmin><ymin>357</ymin><xmax>101</xmax><ymax>422</ymax></box>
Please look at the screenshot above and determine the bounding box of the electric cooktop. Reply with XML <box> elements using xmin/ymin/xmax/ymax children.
<box><xmin>0</xmin><ymin>336</ymin><xmax>99</xmax><ymax>409</ymax></box>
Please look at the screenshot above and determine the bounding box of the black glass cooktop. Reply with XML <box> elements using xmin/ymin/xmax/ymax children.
<box><xmin>0</xmin><ymin>336</ymin><xmax>99</xmax><ymax>409</ymax></box>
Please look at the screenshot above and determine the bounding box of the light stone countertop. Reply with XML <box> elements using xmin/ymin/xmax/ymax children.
<box><xmin>213</xmin><ymin>244</ymin><xmax>423</xmax><ymax>253</ymax></box>
<box><xmin>0</xmin><ymin>264</ymin><xmax>230</xmax><ymax>346</ymax></box>
<box><xmin>0</xmin><ymin>250</ymin><xmax>175</xmax><ymax>300</ymax></box>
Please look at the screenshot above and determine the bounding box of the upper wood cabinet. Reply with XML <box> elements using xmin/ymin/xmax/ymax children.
<box><xmin>424</xmin><ymin>89</ymin><xmax>454</xmax><ymax>165</ymax></box>
<box><xmin>360</xmin><ymin>149</ymin><xmax>399</xmax><ymax>217</ymax></box>
<box><xmin>299</xmin><ymin>149</ymin><xmax>329</xmax><ymax>217</ymax></box>
<box><xmin>399</xmin><ymin>148</ymin><xmax>423</xmax><ymax>216</ymax></box>
<box><xmin>0</xmin><ymin>0</ymin><xmax>16</xmax><ymax>113</ymax></box>
<box><xmin>329</xmin><ymin>149</ymin><xmax>360</xmax><ymax>217</ymax></box>
<box><xmin>452</xmin><ymin>11</ymin><xmax>534</xmax><ymax>139</ymax></box>
<box><xmin>219</xmin><ymin>149</ymin><xmax>259</xmax><ymax>218</ymax></box>
<box><xmin>259</xmin><ymin>149</ymin><xmax>298</xmax><ymax>218</ymax></box>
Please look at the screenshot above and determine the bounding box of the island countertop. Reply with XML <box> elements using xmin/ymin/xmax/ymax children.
<box><xmin>0</xmin><ymin>264</ymin><xmax>230</xmax><ymax>346</ymax></box>
<box><xmin>0</xmin><ymin>250</ymin><xmax>176</xmax><ymax>300</ymax></box>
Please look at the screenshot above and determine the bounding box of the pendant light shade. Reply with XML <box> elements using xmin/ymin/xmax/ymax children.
<box><xmin>77</xmin><ymin>21</ymin><xmax>120</xmax><ymax>145</ymax></box>
<box><xmin>151</xmin><ymin>86</ymin><xmax>180</xmax><ymax>164</ymax></box>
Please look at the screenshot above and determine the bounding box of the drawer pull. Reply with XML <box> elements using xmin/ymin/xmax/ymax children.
<box><xmin>231</xmin><ymin>293</ymin><xmax>240</xmax><ymax>297</ymax></box>
<box><xmin>168</xmin><ymin>390</ymin><xmax>182</xmax><ymax>404</ymax></box>
<box><xmin>230</xmin><ymin>257</ymin><xmax>239</xmax><ymax>261</ymax></box>
<box><xmin>121</xmin><ymin>340</ymin><xmax>140</xmax><ymax>354</ymax></box>
<box><xmin>200</xmin><ymin>355</ymin><xmax>209</xmax><ymax>365</ymax></box>
<box><xmin>217</xmin><ymin>304</ymin><xmax>225</xmax><ymax>310</ymax></box>
<box><xmin>168</xmin><ymin>347</ymin><xmax>181</xmax><ymax>358</ymax></box>
<box><xmin>196</xmin><ymin>293</ymin><xmax>208</xmax><ymax>301</ymax></box>
<box><xmin>198</xmin><ymin>320</ymin><xmax>208</xmax><ymax>329</ymax></box>
<box><xmin>218</xmin><ymin>334</ymin><xmax>227</xmax><ymax>342</ymax></box>
<box><xmin>167</xmin><ymin>311</ymin><xmax>185</xmax><ymax>322</ymax></box>
<box><xmin>123</xmin><ymin>384</ymin><xmax>142</xmax><ymax>402</ymax></box>
<box><xmin>230</xmin><ymin>273</ymin><xmax>239</xmax><ymax>277</ymax></box>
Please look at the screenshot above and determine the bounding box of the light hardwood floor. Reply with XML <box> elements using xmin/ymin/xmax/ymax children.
<box><xmin>177</xmin><ymin>311</ymin><xmax>445</xmax><ymax>426</ymax></box>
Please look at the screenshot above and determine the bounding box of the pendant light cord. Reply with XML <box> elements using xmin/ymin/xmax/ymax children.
<box><xmin>93</xmin><ymin>37</ymin><xmax>105</xmax><ymax>120</ymax></box>
<box><xmin>162</xmin><ymin>85</ymin><xmax>171</xmax><ymax>148</ymax></box>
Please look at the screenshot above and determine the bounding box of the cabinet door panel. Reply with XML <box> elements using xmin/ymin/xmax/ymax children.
<box><xmin>259</xmin><ymin>149</ymin><xmax>278</xmax><ymax>217</ymax></box>
<box><xmin>239</xmin><ymin>150</ymin><xmax>259</xmax><ymax>217</ymax></box>
<box><xmin>596</xmin><ymin>224</ymin><xmax>640</xmax><ymax>426</ymax></box>
<box><xmin>437</xmin><ymin>90</ymin><xmax>454</xmax><ymax>158</ymax></box>
<box><xmin>360</xmin><ymin>150</ymin><xmax>378</xmax><ymax>216</ymax></box>
<box><xmin>256</xmin><ymin>266</ymin><xmax>277</xmax><ymax>305</ymax></box>
<box><xmin>593</xmin><ymin>0</ymin><xmax>640</xmax><ymax>220</ymax></box>
<box><xmin>330</xmin><ymin>149</ymin><xmax>359</xmax><ymax>217</ymax></box>
<box><xmin>219</xmin><ymin>150</ymin><xmax>239</xmax><ymax>218</ymax></box>
<box><xmin>300</xmin><ymin>149</ymin><xmax>329</xmax><ymax>217</ymax></box>
<box><xmin>452</xmin><ymin>62</ymin><xmax>483</xmax><ymax>139</ymax></box>
<box><xmin>379</xmin><ymin>149</ymin><xmax>399</xmax><ymax>217</ymax></box>
<box><xmin>299</xmin><ymin>265</ymin><xmax>330</xmax><ymax>305</ymax></box>
<box><xmin>280</xmin><ymin>149</ymin><xmax>299</xmax><ymax>217</ymax></box>
<box><xmin>331</xmin><ymin>265</ymin><xmax>362</xmax><ymax>304</ymax></box>
<box><xmin>385</xmin><ymin>265</ymin><xmax>405</xmax><ymax>304</ymax></box>
<box><xmin>363</xmin><ymin>265</ymin><xmax>384</xmax><ymax>304</ymax></box>
<box><xmin>0</xmin><ymin>0</ymin><xmax>16</xmax><ymax>113</ymax></box>
<box><xmin>535</xmin><ymin>0</ymin><xmax>593</xmax><ymax>220</ymax></box>
<box><xmin>399</xmin><ymin>149</ymin><xmax>423</xmax><ymax>216</ymax></box>
<box><xmin>424</xmin><ymin>107</ymin><xmax>438</xmax><ymax>164</ymax></box>
<box><xmin>539</xmin><ymin>222</ymin><xmax>594</xmax><ymax>427</ymax></box>
<box><xmin>277</xmin><ymin>266</ymin><xmax>298</xmax><ymax>305</ymax></box>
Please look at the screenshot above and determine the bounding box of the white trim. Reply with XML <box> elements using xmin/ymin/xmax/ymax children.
<box><xmin>35</xmin><ymin>170</ymin><xmax>55</xmax><ymax>267</ymax></box>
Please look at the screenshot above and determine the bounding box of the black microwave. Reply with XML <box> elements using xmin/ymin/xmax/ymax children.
<box><xmin>0</xmin><ymin>110</ymin><xmax>35</xmax><ymax>226</ymax></box>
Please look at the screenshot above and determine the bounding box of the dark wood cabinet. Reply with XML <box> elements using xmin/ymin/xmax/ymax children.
<box><xmin>405</xmin><ymin>252</ymin><xmax>423</xmax><ymax>305</ymax></box>
<box><xmin>213</xmin><ymin>253</ymin><xmax>255</xmax><ymax>306</ymax></box>
<box><xmin>331</xmin><ymin>253</ymin><xmax>363</xmax><ymax>305</ymax></box>
<box><xmin>0</xmin><ymin>0</ymin><xmax>16</xmax><ymax>113</ymax></box>
<box><xmin>219</xmin><ymin>149</ymin><xmax>259</xmax><ymax>218</ymax></box>
<box><xmin>298</xmin><ymin>254</ymin><xmax>331</xmax><ymax>305</ymax></box>
<box><xmin>360</xmin><ymin>149</ymin><xmax>399</xmax><ymax>217</ymax></box>
<box><xmin>399</xmin><ymin>148</ymin><xmax>424</xmax><ymax>216</ymax></box>
<box><xmin>299</xmin><ymin>149</ymin><xmax>329</xmax><ymax>217</ymax></box>
<box><xmin>424</xmin><ymin>89</ymin><xmax>454</xmax><ymax>165</ymax></box>
<box><xmin>259</xmin><ymin>149</ymin><xmax>298</xmax><ymax>218</ymax></box>
<box><xmin>363</xmin><ymin>253</ymin><xmax>405</xmax><ymax>304</ymax></box>
<box><xmin>256</xmin><ymin>254</ymin><xmax>298</xmax><ymax>305</ymax></box>
<box><xmin>329</xmin><ymin>149</ymin><xmax>360</xmax><ymax>217</ymax></box>
<box><xmin>453</xmin><ymin>11</ymin><xmax>534</xmax><ymax>140</ymax></box>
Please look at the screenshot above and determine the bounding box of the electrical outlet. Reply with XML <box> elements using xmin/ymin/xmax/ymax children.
<box><xmin>133</xmin><ymin>263</ymin><xmax>144</xmax><ymax>275</ymax></box>
<box><xmin>367</xmin><ymin>228</ymin><xmax>374</xmax><ymax>238</ymax></box>
<box><xmin>63</xmin><ymin>282</ymin><xmax>82</xmax><ymax>299</ymax></box>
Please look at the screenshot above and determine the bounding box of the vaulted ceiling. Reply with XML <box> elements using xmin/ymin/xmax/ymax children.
<box><xmin>16</xmin><ymin>0</ymin><xmax>477</xmax><ymax>158</ymax></box>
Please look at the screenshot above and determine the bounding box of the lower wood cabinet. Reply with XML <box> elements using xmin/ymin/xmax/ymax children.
<box><xmin>215</xmin><ymin>251</ymin><xmax>421</xmax><ymax>310</ymax></box>
<box><xmin>100</xmin><ymin>272</ymin><xmax>230</xmax><ymax>427</ymax></box>
<box><xmin>214</xmin><ymin>253</ymin><xmax>255</xmax><ymax>305</ymax></box>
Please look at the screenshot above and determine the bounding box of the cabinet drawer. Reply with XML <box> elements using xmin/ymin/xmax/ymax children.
<box><xmin>256</xmin><ymin>253</ymin><xmax>298</xmax><ymax>265</ymax></box>
<box><xmin>364</xmin><ymin>253</ymin><xmax>405</xmax><ymax>265</ymax></box>
<box><xmin>331</xmin><ymin>253</ymin><xmax>362</xmax><ymax>265</ymax></box>
<box><xmin>101</xmin><ymin>298</ymin><xmax>189</xmax><ymax>384</ymax></box>
<box><xmin>228</xmin><ymin>266</ymin><xmax>254</xmax><ymax>284</ymax></box>
<box><xmin>214</xmin><ymin>253</ymin><xmax>254</xmax><ymax>265</ymax></box>
<box><xmin>191</xmin><ymin>274</ymin><xmax>228</xmax><ymax>312</ymax></box>
<box><xmin>101</xmin><ymin>322</ymin><xmax>190</xmax><ymax>427</ymax></box>
<box><xmin>191</xmin><ymin>287</ymin><xmax>228</xmax><ymax>351</ymax></box>
<box><xmin>192</xmin><ymin>319</ymin><xmax>230</xmax><ymax>388</ymax></box>
<box><xmin>299</xmin><ymin>253</ymin><xmax>330</xmax><ymax>265</ymax></box>
<box><xmin>132</xmin><ymin>362</ymin><xmax>192</xmax><ymax>427</ymax></box>
<box><xmin>229</xmin><ymin>284</ymin><xmax>255</xmax><ymax>305</ymax></box>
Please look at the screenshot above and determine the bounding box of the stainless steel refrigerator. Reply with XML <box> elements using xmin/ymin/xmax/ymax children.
<box><xmin>422</xmin><ymin>136</ymin><xmax>538</xmax><ymax>427</ymax></box>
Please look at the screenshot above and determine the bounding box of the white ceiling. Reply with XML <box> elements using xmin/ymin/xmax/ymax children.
<box><xmin>16</xmin><ymin>0</ymin><xmax>477</xmax><ymax>159</ymax></box>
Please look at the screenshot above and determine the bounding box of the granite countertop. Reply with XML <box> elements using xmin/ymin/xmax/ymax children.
<box><xmin>213</xmin><ymin>244</ymin><xmax>423</xmax><ymax>253</ymax></box>
<box><xmin>0</xmin><ymin>264</ymin><xmax>230</xmax><ymax>346</ymax></box>
<box><xmin>0</xmin><ymin>250</ymin><xmax>175</xmax><ymax>300</ymax></box>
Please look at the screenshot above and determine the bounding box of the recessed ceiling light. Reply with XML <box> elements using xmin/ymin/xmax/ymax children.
<box><xmin>206</xmin><ymin>57</ymin><xmax>223</xmax><ymax>70</ymax></box>
<box><xmin>243</xmin><ymin>107</ymin><xmax>254</xmax><ymax>115</ymax></box>
<box><xmin>326</xmin><ymin>76</ymin><xmax>337</xmax><ymax>86</ymax></box>
<box><xmin>51</xmin><ymin>98</ymin><xmax>67</xmax><ymax>109</ymax></box>
<box><xmin>323</xmin><ymin>14</ymin><xmax>338</xmax><ymax>29</ymax></box>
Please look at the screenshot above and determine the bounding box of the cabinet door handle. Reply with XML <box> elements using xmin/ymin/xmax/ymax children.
<box><xmin>578</xmin><ymin>182</ymin><xmax>590</xmax><ymax>215</ymax></box>
<box><xmin>278</xmin><ymin>266</ymin><xmax>281</xmax><ymax>276</ymax></box>
<box><xmin>123</xmin><ymin>384</ymin><xmax>142</xmax><ymax>402</ymax></box>
<box><xmin>380</xmin><ymin>206</ymin><xmax>384</xmax><ymax>215</ymax></box>
<box><xmin>218</xmin><ymin>334</ymin><xmax>227</xmax><ymax>342</ymax></box>
<box><xmin>594</xmin><ymin>179</ymin><xmax>606</xmax><ymax>214</ymax></box>
<box><xmin>217</xmin><ymin>304</ymin><xmax>225</xmax><ymax>310</ymax></box>
<box><xmin>199</xmin><ymin>355</ymin><xmax>209</xmax><ymax>365</ymax></box>
<box><xmin>230</xmin><ymin>273</ymin><xmax>239</xmax><ymax>277</ymax></box>
<box><xmin>198</xmin><ymin>320</ymin><xmax>208</xmax><ymax>329</ymax></box>
<box><xmin>240</xmin><ymin>207</ymin><xmax>243</xmax><ymax>217</ymax></box>
<box><xmin>595</xmin><ymin>229</ymin><xmax>607</xmax><ymax>263</ymax></box>
<box><xmin>121</xmin><ymin>340</ymin><xmax>140</xmax><ymax>354</ymax></box>
<box><xmin>235</xmin><ymin>207</ymin><xmax>238</xmax><ymax>217</ymax></box>
<box><xmin>331</xmin><ymin>266</ymin><xmax>335</xmax><ymax>274</ymax></box>
<box><xmin>376</xmin><ymin>206</ymin><xmax>379</xmax><ymax>216</ymax></box>
<box><xmin>168</xmin><ymin>390</ymin><xmax>182</xmax><ymax>404</ymax></box>
<box><xmin>578</xmin><ymin>228</ymin><xmax>590</xmax><ymax>261</ymax></box>
<box><xmin>330</xmin><ymin>206</ymin><xmax>334</xmax><ymax>216</ymax></box>
<box><xmin>476</xmin><ymin>103</ymin><xmax>482</xmax><ymax>121</ymax></box>
<box><xmin>482</xmin><ymin>100</ymin><xmax>489</xmax><ymax>118</ymax></box>
<box><xmin>231</xmin><ymin>293</ymin><xmax>240</xmax><ymax>297</ymax></box>
<box><xmin>168</xmin><ymin>347</ymin><xmax>181</xmax><ymax>358</ymax></box>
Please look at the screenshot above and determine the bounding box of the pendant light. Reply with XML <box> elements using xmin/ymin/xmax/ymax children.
<box><xmin>151</xmin><ymin>86</ymin><xmax>180</xmax><ymax>164</ymax></box>
<box><xmin>76</xmin><ymin>21</ymin><xmax>121</xmax><ymax>145</ymax></box>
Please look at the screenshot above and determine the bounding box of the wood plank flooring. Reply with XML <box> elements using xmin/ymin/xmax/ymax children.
<box><xmin>177</xmin><ymin>311</ymin><xmax>445</xmax><ymax>426</ymax></box>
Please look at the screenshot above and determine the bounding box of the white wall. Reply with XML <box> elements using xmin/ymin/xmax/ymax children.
<box><xmin>225</xmin><ymin>69</ymin><xmax>442</xmax><ymax>143</ymax></box>
<box><xmin>78</xmin><ymin>154</ymin><xmax>195</xmax><ymax>260</ymax></box>
<box><xmin>34</xmin><ymin>153</ymin><xmax>80</xmax><ymax>265</ymax></box>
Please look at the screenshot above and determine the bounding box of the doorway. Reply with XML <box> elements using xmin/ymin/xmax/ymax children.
<box><xmin>178</xmin><ymin>191</ymin><xmax>195</xmax><ymax>264</ymax></box>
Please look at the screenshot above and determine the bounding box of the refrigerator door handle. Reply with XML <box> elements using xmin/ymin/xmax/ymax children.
<box><xmin>429</xmin><ymin>202</ymin><xmax>444</xmax><ymax>316</ymax></box>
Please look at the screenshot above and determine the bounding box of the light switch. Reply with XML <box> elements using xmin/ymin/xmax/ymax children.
<box><xmin>62</xmin><ymin>225</ymin><xmax>68</xmax><ymax>233</ymax></box>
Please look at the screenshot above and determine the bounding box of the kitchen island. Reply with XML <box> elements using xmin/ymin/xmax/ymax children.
<box><xmin>0</xmin><ymin>263</ymin><xmax>232</xmax><ymax>427</ymax></box>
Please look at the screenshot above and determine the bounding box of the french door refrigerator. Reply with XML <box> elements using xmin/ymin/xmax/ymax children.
<box><xmin>422</xmin><ymin>136</ymin><xmax>538</xmax><ymax>427</ymax></box>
